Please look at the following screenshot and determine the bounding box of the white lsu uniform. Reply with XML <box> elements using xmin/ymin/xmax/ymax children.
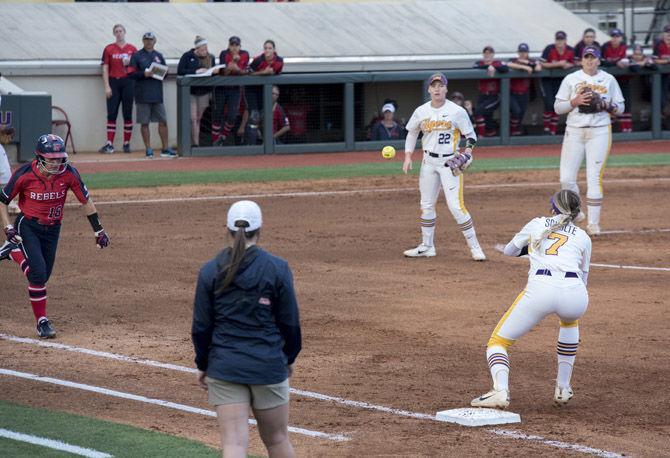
<box><xmin>405</xmin><ymin>99</ymin><xmax>481</xmax><ymax>250</ymax></box>
<box><xmin>0</xmin><ymin>95</ymin><xmax>13</xmax><ymax>185</ymax></box>
<box><xmin>554</xmin><ymin>70</ymin><xmax>624</xmax><ymax>226</ymax></box>
<box><xmin>490</xmin><ymin>216</ymin><xmax>591</xmax><ymax>347</ymax></box>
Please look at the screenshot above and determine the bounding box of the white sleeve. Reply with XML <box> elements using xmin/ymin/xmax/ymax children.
<box><xmin>405</xmin><ymin>130</ymin><xmax>420</xmax><ymax>154</ymax></box>
<box><xmin>503</xmin><ymin>241</ymin><xmax>523</xmax><ymax>257</ymax></box>
<box><xmin>554</xmin><ymin>75</ymin><xmax>572</xmax><ymax>102</ymax></box>
<box><xmin>554</xmin><ymin>99</ymin><xmax>573</xmax><ymax>115</ymax></box>
<box><xmin>509</xmin><ymin>219</ymin><xmax>536</xmax><ymax>250</ymax></box>
<box><xmin>456</xmin><ymin>108</ymin><xmax>476</xmax><ymax>139</ymax></box>
<box><xmin>608</xmin><ymin>76</ymin><xmax>625</xmax><ymax>115</ymax></box>
<box><xmin>405</xmin><ymin>108</ymin><xmax>422</xmax><ymax>134</ymax></box>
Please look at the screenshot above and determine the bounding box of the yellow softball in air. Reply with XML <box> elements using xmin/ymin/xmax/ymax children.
<box><xmin>381</xmin><ymin>145</ymin><xmax>396</xmax><ymax>159</ymax></box>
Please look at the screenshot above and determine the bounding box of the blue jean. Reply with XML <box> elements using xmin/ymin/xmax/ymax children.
<box><xmin>15</xmin><ymin>215</ymin><xmax>61</xmax><ymax>285</ymax></box>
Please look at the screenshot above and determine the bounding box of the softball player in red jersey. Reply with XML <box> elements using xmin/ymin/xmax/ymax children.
<box><xmin>402</xmin><ymin>73</ymin><xmax>486</xmax><ymax>261</ymax></box>
<box><xmin>472</xmin><ymin>190</ymin><xmax>591</xmax><ymax>409</ymax></box>
<box><xmin>554</xmin><ymin>46</ymin><xmax>624</xmax><ymax>236</ymax></box>
<box><xmin>0</xmin><ymin>134</ymin><xmax>110</xmax><ymax>338</ymax></box>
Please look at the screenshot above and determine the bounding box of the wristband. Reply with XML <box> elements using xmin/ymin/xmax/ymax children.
<box><xmin>465</xmin><ymin>137</ymin><xmax>477</xmax><ymax>150</ymax></box>
<box><xmin>87</xmin><ymin>212</ymin><xmax>103</xmax><ymax>233</ymax></box>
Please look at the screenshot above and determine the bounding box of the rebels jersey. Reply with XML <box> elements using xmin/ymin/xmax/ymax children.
<box><xmin>653</xmin><ymin>39</ymin><xmax>670</xmax><ymax>60</ymax></box>
<box><xmin>555</xmin><ymin>69</ymin><xmax>624</xmax><ymax>127</ymax></box>
<box><xmin>473</xmin><ymin>60</ymin><xmax>507</xmax><ymax>94</ymax></box>
<box><xmin>405</xmin><ymin>100</ymin><xmax>476</xmax><ymax>155</ymax></box>
<box><xmin>101</xmin><ymin>43</ymin><xmax>137</xmax><ymax>79</ymax></box>
<box><xmin>511</xmin><ymin>217</ymin><xmax>591</xmax><ymax>278</ymax></box>
<box><xmin>541</xmin><ymin>44</ymin><xmax>575</xmax><ymax>63</ymax></box>
<box><xmin>1</xmin><ymin>161</ymin><xmax>89</xmax><ymax>224</ymax></box>
<box><xmin>508</xmin><ymin>58</ymin><xmax>538</xmax><ymax>93</ymax></box>
<box><xmin>220</xmin><ymin>50</ymin><xmax>250</xmax><ymax>74</ymax></box>
<box><xmin>250</xmin><ymin>53</ymin><xmax>284</xmax><ymax>75</ymax></box>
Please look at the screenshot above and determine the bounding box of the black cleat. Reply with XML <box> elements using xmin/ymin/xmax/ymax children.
<box><xmin>36</xmin><ymin>317</ymin><xmax>56</xmax><ymax>339</ymax></box>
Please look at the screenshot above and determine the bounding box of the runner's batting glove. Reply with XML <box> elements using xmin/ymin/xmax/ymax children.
<box><xmin>4</xmin><ymin>225</ymin><xmax>22</xmax><ymax>244</ymax></box>
<box><xmin>95</xmin><ymin>229</ymin><xmax>109</xmax><ymax>249</ymax></box>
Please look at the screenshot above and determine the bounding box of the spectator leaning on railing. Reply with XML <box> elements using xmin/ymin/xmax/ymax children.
<box><xmin>213</xmin><ymin>36</ymin><xmax>250</xmax><ymax>147</ymax></box>
<box><xmin>601</xmin><ymin>28</ymin><xmax>632</xmax><ymax>132</ymax></box>
<box><xmin>128</xmin><ymin>32</ymin><xmax>175</xmax><ymax>158</ymax></box>
<box><xmin>473</xmin><ymin>46</ymin><xmax>508</xmax><ymax>137</ymax></box>
<box><xmin>574</xmin><ymin>28</ymin><xmax>600</xmax><ymax>65</ymax></box>
<box><xmin>653</xmin><ymin>25</ymin><xmax>670</xmax><ymax>113</ymax></box>
<box><xmin>540</xmin><ymin>31</ymin><xmax>575</xmax><ymax>135</ymax></box>
<box><xmin>507</xmin><ymin>43</ymin><xmax>542</xmax><ymax>136</ymax></box>
<box><xmin>99</xmin><ymin>24</ymin><xmax>137</xmax><ymax>154</ymax></box>
<box><xmin>248</xmin><ymin>39</ymin><xmax>284</xmax><ymax>124</ymax></box>
<box><xmin>178</xmin><ymin>35</ymin><xmax>219</xmax><ymax>147</ymax></box>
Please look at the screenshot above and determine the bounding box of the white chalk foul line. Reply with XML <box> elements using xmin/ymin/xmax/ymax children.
<box><xmin>490</xmin><ymin>429</ymin><xmax>623</xmax><ymax>458</ymax></box>
<box><xmin>0</xmin><ymin>368</ymin><xmax>348</xmax><ymax>443</ymax></box>
<box><xmin>0</xmin><ymin>428</ymin><xmax>112</xmax><ymax>458</ymax></box>
<box><xmin>0</xmin><ymin>335</ymin><xmax>623</xmax><ymax>457</ymax></box>
<box><xmin>77</xmin><ymin>176</ymin><xmax>670</xmax><ymax>207</ymax></box>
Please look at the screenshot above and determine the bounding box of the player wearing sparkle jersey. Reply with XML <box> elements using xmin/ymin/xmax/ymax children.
<box><xmin>554</xmin><ymin>46</ymin><xmax>624</xmax><ymax>236</ymax></box>
<box><xmin>0</xmin><ymin>135</ymin><xmax>110</xmax><ymax>338</ymax></box>
<box><xmin>402</xmin><ymin>73</ymin><xmax>486</xmax><ymax>261</ymax></box>
<box><xmin>471</xmin><ymin>190</ymin><xmax>591</xmax><ymax>409</ymax></box>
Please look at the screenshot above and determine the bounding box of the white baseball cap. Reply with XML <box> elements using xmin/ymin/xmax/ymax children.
<box><xmin>227</xmin><ymin>200</ymin><xmax>262</xmax><ymax>232</ymax></box>
<box><xmin>382</xmin><ymin>103</ymin><xmax>395</xmax><ymax>113</ymax></box>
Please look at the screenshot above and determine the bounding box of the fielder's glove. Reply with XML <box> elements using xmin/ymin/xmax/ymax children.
<box><xmin>445</xmin><ymin>152</ymin><xmax>473</xmax><ymax>176</ymax></box>
<box><xmin>0</xmin><ymin>127</ymin><xmax>15</xmax><ymax>145</ymax></box>
<box><xmin>95</xmin><ymin>229</ymin><xmax>109</xmax><ymax>249</ymax></box>
<box><xmin>578</xmin><ymin>88</ymin><xmax>606</xmax><ymax>114</ymax></box>
<box><xmin>4</xmin><ymin>224</ymin><xmax>22</xmax><ymax>244</ymax></box>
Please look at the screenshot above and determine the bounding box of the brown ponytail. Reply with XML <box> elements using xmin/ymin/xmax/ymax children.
<box><xmin>215</xmin><ymin>221</ymin><xmax>258</xmax><ymax>295</ymax></box>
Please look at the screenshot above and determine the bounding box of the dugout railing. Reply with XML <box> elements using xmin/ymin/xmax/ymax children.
<box><xmin>176</xmin><ymin>67</ymin><xmax>667</xmax><ymax>156</ymax></box>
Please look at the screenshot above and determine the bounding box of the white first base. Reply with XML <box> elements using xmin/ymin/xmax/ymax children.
<box><xmin>435</xmin><ymin>408</ymin><xmax>521</xmax><ymax>427</ymax></box>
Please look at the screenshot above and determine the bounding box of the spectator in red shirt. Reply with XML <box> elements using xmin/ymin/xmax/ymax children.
<box><xmin>248</xmin><ymin>40</ymin><xmax>284</xmax><ymax>120</ymax></box>
<box><xmin>271</xmin><ymin>86</ymin><xmax>290</xmax><ymax>144</ymax></box>
<box><xmin>541</xmin><ymin>31</ymin><xmax>575</xmax><ymax>135</ymax></box>
<box><xmin>473</xmin><ymin>46</ymin><xmax>508</xmax><ymax>137</ymax></box>
<box><xmin>213</xmin><ymin>36</ymin><xmax>250</xmax><ymax>146</ymax></box>
<box><xmin>653</xmin><ymin>25</ymin><xmax>670</xmax><ymax>111</ymax></box>
<box><xmin>507</xmin><ymin>43</ymin><xmax>542</xmax><ymax>136</ymax></box>
<box><xmin>601</xmin><ymin>28</ymin><xmax>632</xmax><ymax>132</ymax></box>
<box><xmin>574</xmin><ymin>28</ymin><xmax>600</xmax><ymax>65</ymax></box>
<box><xmin>99</xmin><ymin>24</ymin><xmax>137</xmax><ymax>154</ymax></box>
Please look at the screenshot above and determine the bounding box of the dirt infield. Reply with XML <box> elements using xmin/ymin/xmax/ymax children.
<box><xmin>1</xmin><ymin>166</ymin><xmax>669</xmax><ymax>456</ymax></box>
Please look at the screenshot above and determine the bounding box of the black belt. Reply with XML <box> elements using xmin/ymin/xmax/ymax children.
<box><xmin>536</xmin><ymin>269</ymin><xmax>578</xmax><ymax>278</ymax></box>
<box><xmin>424</xmin><ymin>151</ymin><xmax>454</xmax><ymax>158</ymax></box>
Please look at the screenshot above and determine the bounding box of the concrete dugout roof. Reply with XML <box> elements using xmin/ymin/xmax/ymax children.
<box><xmin>0</xmin><ymin>0</ymin><xmax>606</xmax><ymax>73</ymax></box>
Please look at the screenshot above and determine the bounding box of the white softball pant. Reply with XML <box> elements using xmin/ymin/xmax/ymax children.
<box><xmin>559</xmin><ymin>125</ymin><xmax>611</xmax><ymax>224</ymax></box>
<box><xmin>419</xmin><ymin>154</ymin><xmax>470</xmax><ymax>224</ymax></box>
<box><xmin>489</xmin><ymin>276</ymin><xmax>589</xmax><ymax>348</ymax></box>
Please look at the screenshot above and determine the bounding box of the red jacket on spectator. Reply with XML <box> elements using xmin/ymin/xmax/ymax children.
<box><xmin>250</xmin><ymin>53</ymin><xmax>284</xmax><ymax>75</ymax></box>
<box><xmin>541</xmin><ymin>44</ymin><xmax>575</xmax><ymax>64</ymax></box>
<box><xmin>473</xmin><ymin>60</ymin><xmax>508</xmax><ymax>94</ymax></box>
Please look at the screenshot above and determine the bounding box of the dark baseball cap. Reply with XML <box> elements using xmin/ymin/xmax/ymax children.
<box><xmin>664</xmin><ymin>24</ymin><xmax>670</xmax><ymax>33</ymax></box>
<box><xmin>518</xmin><ymin>43</ymin><xmax>529</xmax><ymax>52</ymax></box>
<box><xmin>582</xmin><ymin>45</ymin><xmax>601</xmax><ymax>59</ymax></box>
<box><xmin>428</xmin><ymin>73</ymin><xmax>448</xmax><ymax>86</ymax></box>
<box><xmin>142</xmin><ymin>32</ymin><xmax>156</xmax><ymax>40</ymax></box>
<box><xmin>482</xmin><ymin>45</ymin><xmax>495</xmax><ymax>53</ymax></box>
<box><xmin>610</xmin><ymin>28</ymin><xmax>623</xmax><ymax>37</ymax></box>
<box><xmin>555</xmin><ymin>30</ymin><xmax>567</xmax><ymax>40</ymax></box>
<box><xmin>229</xmin><ymin>36</ymin><xmax>241</xmax><ymax>45</ymax></box>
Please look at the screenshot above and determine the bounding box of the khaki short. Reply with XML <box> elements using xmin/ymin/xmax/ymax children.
<box><xmin>206</xmin><ymin>376</ymin><xmax>289</xmax><ymax>410</ymax></box>
<box><xmin>136</xmin><ymin>102</ymin><xmax>167</xmax><ymax>124</ymax></box>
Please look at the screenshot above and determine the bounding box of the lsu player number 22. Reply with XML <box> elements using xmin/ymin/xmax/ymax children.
<box><xmin>402</xmin><ymin>72</ymin><xmax>486</xmax><ymax>261</ymax></box>
<box><xmin>471</xmin><ymin>190</ymin><xmax>591</xmax><ymax>409</ymax></box>
<box><xmin>0</xmin><ymin>134</ymin><xmax>110</xmax><ymax>339</ymax></box>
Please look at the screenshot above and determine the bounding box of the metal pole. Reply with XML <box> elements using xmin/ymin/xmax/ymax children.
<box><xmin>177</xmin><ymin>79</ymin><xmax>191</xmax><ymax>156</ymax></box>
<box><xmin>652</xmin><ymin>72</ymin><xmax>662</xmax><ymax>139</ymax></box>
<box><xmin>344</xmin><ymin>83</ymin><xmax>355</xmax><ymax>150</ymax></box>
<box><xmin>500</xmin><ymin>78</ymin><xmax>510</xmax><ymax>145</ymax></box>
<box><xmin>263</xmin><ymin>83</ymin><xmax>273</xmax><ymax>154</ymax></box>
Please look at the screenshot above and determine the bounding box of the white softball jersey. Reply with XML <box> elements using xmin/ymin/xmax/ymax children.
<box><xmin>405</xmin><ymin>99</ymin><xmax>476</xmax><ymax>155</ymax></box>
<box><xmin>511</xmin><ymin>217</ymin><xmax>592</xmax><ymax>279</ymax></box>
<box><xmin>555</xmin><ymin>69</ymin><xmax>624</xmax><ymax>127</ymax></box>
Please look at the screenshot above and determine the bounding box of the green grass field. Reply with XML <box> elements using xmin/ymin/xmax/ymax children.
<box><xmin>0</xmin><ymin>400</ymin><xmax>221</xmax><ymax>458</ymax></box>
<box><xmin>80</xmin><ymin>152</ymin><xmax>670</xmax><ymax>190</ymax></box>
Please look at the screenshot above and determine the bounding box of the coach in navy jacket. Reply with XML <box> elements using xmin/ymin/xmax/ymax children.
<box><xmin>192</xmin><ymin>240</ymin><xmax>301</xmax><ymax>385</ymax></box>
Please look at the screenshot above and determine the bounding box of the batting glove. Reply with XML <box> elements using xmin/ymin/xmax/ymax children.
<box><xmin>4</xmin><ymin>225</ymin><xmax>22</xmax><ymax>244</ymax></box>
<box><xmin>95</xmin><ymin>229</ymin><xmax>109</xmax><ymax>249</ymax></box>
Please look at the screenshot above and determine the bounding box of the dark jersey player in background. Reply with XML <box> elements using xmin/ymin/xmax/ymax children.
<box><xmin>0</xmin><ymin>134</ymin><xmax>110</xmax><ymax>338</ymax></box>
